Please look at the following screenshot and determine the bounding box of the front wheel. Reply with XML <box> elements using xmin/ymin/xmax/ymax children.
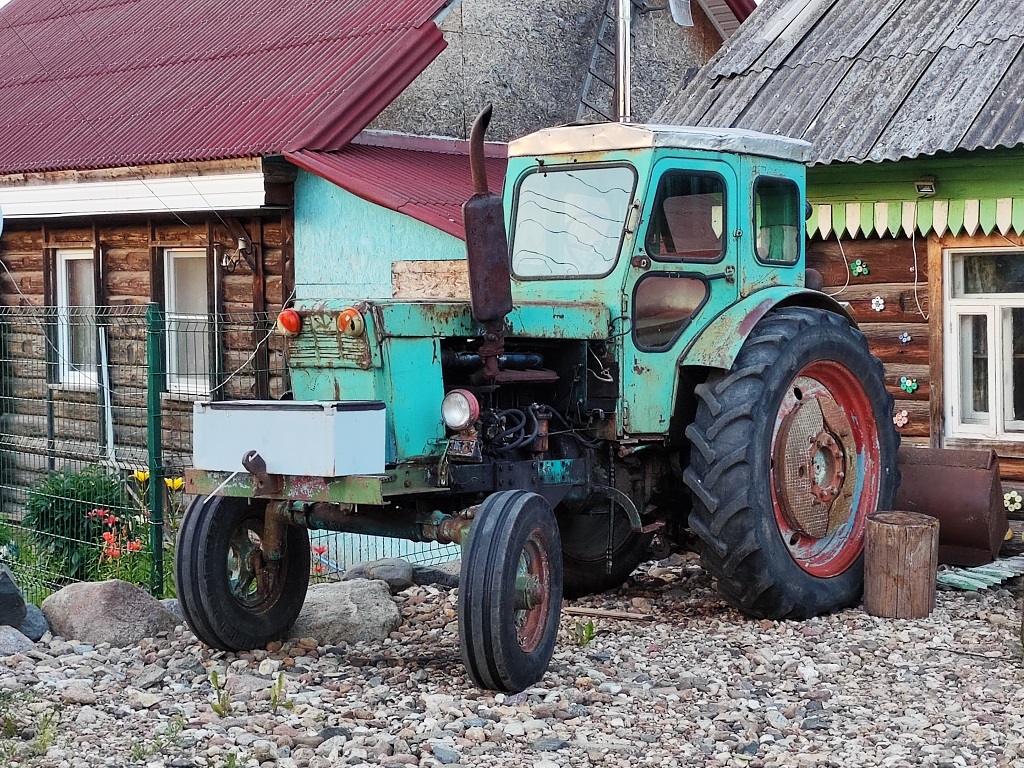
<box><xmin>459</xmin><ymin>491</ymin><xmax>563</xmax><ymax>692</ymax></box>
<box><xmin>559</xmin><ymin>502</ymin><xmax>652</xmax><ymax>598</ymax></box>
<box><xmin>175</xmin><ymin>495</ymin><xmax>310</xmax><ymax>650</ymax></box>
<box><xmin>684</xmin><ymin>307</ymin><xmax>899</xmax><ymax>619</ymax></box>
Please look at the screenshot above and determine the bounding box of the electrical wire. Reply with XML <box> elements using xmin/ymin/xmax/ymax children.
<box><xmin>826</xmin><ymin>236</ymin><xmax>851</xmax><ymax>298</ymax></box>
<box><xmin>910</xmin><ymin>226</ymin><xmax>928</xmax><ymax>320</ymax></box>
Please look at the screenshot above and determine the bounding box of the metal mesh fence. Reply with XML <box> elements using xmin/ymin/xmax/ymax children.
<box><xmin>0</xmin><ymin>304</ymin><xmax>457</xmax><ymax>604</ymax></box>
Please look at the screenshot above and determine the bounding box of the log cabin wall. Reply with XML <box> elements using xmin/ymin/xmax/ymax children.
<box><xmin>809</xmin><ymin>232</ymin><xmax>1024</xmax><ymax>494</ymax></box>
<box><xmin>806</xmin><ymin>236</ymin><xmax>930</xmax><ymax>448</ymax></box>
<box><xmin>0</xmin><ymin>211</ymin><xmax>294</xmax><ymax>514</ymax></box>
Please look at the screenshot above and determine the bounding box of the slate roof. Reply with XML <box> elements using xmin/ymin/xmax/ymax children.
<box><xmin>653</xmin><ymin>0</ymin><xmax>1024</xmax><ymax>164</ymax></box>
<box><xmin>287</xmin><ymin>133</ymin><xmax>508</xmax><ymax>240</ymax></box>
<box><xmin>0</xmin><ymin>0</ymin><xmax>452</xmax><ymax>174</ymax></box>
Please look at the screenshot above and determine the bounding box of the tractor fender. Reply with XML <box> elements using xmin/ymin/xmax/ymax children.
<box><xmin>680</xmin><ymin>287</ymin><xmax>855</xmax><ymax>371</ymax></box>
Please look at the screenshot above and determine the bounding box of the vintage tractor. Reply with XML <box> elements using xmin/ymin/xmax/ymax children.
<box><xmin>178</xmin><ymin>109</ymin><xmax>898</xmax><ymax>692</ymax></box>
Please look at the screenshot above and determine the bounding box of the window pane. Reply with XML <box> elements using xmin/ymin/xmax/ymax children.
<box><xmin>1006</xmin><ymin>308</ymin><xmax>1024</xmax><ymax>428</ymax></box>
<box><xmin>167</xmin><ymin>253</ymin><xmax>210</xmax><ymax>390</ymax></box>
<box><xmin>954</xmin><ymin>251</ymin><xmax>1024</xmax><ymax>296</ymax></box>
<box><xmin>512</xmin><ymin>166</ymin><xmax>636</xmax><ymax>278</ymax></box>
<box><xmin>960</xmin><ymin>314</ymin><xmax>988</xmax><ymax>423</ymax></box>
<box><xmin>644</xmin><ymin>172</ymin><xmax>724</xmax><ymax>261</ymax></box>
<box><xmin>755</xmin><ymin>178</ymin><xmax>800</xmax><ymax>263</ymax></box>
<box><xmin>65</xmin><ymin>258</ymin><xmax>96</xmax><ymax>372</ymax></box>
<box><xmin>633</xmin><ymin>275</ymin><xmax>708</xmax><ymax>349</ymax></box>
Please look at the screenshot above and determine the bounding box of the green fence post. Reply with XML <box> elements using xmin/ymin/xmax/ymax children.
<box><xmin>146</xmin><ymin>303</ymin><xmax>166</xmax><ymax>596</ymax></box>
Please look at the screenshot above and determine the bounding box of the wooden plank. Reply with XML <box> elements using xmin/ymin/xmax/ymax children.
<box><xmin>832</xmin><ymin>283</ymin><xmax>929</xmax><ymax>325</ymax></box>
<box><xmin>893</xmin><ymin>399</ymin><xmax>929</xmax><ymax>438</ymax></box>
<box><xmin>806</xmin><ymin>238</ymin><xmax>925</xmax><ymax>286</ymax></box>
<box><xmin>862</xmin><ymin>323</ymin><xmax>930</xmax><ymax>364</ymax></box>
<box><xmin>563</xmin><ymin>606</ymin><xmax>654</xmax><ymax>621</ymax></box>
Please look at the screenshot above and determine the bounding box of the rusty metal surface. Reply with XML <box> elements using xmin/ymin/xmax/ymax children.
<box><xmin>894</xmin><ymin>446</ymin><xmax>1007</xmax><ymax>567</ymax></box>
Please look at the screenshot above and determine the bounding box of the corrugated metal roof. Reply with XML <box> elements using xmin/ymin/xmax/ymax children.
<box><xmin>654</xmin><ymin>0</ymin><xmax>1024</xmax><ymax>164</ymax></box>
<box><xmin>286</xmin><ymin>133</ymin><xmax>508</xmax><ymax>240</ymax></box>
<box><xmin>0</xmin><ymin>0</ymin><xmax>451</xmax><ymax>174</ymax></box>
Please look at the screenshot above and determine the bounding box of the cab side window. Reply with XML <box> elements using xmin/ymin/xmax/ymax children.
<box><xmin>645</xmin><ymin>172</ymin><xmax>725</xmax><ymax>261</ymax></box>
<box><xmin>755</xmin><ymin>177</ymin><xmax>800</xmax><ymax>264</ymax></box>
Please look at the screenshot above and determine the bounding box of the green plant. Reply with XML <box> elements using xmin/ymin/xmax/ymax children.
<box><xmin>572</xmin><ymin>619</ymin><xmax>596</xmax><ymax>646</ymax></box>
<box><xmin>130</xmin><ymin>714</ymin><xmax>185</xmax><ymax>761</ymax></box>
<box><xmin>209</xmin><ymin>670</ymin><xmax>232</xmax><ymax>717</ymax></box>
<box><xmin>24</xmin><ymin>465</ymin><xmax>128</xmax><ymax>581</ymax></box>
<box><xmin>269</xmin><ymin>673</ymin><xmax>293</xmax><ymax>714</ymax></box>
<box><xmin>26</xmin><ymin>706</ymin><xmax>60</xmax><ymax>757</ymax></box>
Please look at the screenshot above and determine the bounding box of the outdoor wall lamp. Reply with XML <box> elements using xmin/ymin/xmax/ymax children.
<box><xmin>217</xmin><ymin>237</ymin><xmax>249</xmax><ymax>274</ymax></box>
<box><xmin>915</xmin><ymin>178</ymin><xmax>936</xmax><ymax>197</ymax></box>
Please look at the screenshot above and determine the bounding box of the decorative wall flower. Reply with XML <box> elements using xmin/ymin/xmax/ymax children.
<box><xmin>851</xmin><ymin>259</ymin><xmax>869</xmax><ymax>276</ymax></box>
<box><xmin>893</xmin><ymin>410</ymin><xmax>909</xmax><ymax>427</ymax></box>
<box><xmin>899</xmin><ymin>332</ymin><xmax>912</xmax><ymax>344</ymax></box>
<box><xmin>871</xmin><ymin>296</ymin><xmax>885</xmax><ymax>312</ymax></box>
<box><xmin>900</xmin><ymin>377</ymin><xmax>919</xmax><ymax>393</ymax></box>
<box><xmin>1004</xmin><ymin>490</ymin><xmax>1022</xmax><ymax>512</ymax></box>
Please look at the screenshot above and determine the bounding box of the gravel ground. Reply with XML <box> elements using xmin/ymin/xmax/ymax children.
<box><xmin>0</xmin><ymin>552</ymin><xmax>1022</xmax><ymax>768</ymax></box>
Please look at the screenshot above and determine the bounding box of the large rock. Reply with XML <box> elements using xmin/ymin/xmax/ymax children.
<box><xmin>0</xmin><ymin>625</ymin><xmax>32</xmax><ymax>655</ymax></box>
<box><xmin>342</xmin><ymin>558</ymin><xmax>415</xmax><ymax>594</ymax></box>
<box><xmin>16</xmin><ymin>604</ymin><xmax>49</xmax><ymax>642</ymax></box>
<box><xmin>0</xmin><ymin>565</ymin><xmax>27</xmax><ymax>627</ymax></box>
<box><xmin>41</xmin><ymin>580</ymin><xmax>180</xmax><ymax>647</ymax></box>
<box><xmin>289</xmin><ymin>579</ymin><xmax>400</xmax><ymax>645</ymax></box>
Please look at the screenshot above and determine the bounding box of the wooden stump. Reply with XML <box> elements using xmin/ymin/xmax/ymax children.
<box><xmin>864</xmin><ymin>511</ymin><xmax>939</xmax><ymax>619</ymax></box>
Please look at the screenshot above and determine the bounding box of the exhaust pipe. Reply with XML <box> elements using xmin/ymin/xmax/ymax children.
<box><xmin>463</xmin><ymin>105</ymin><xmax>513</xmax><ymax>380</ymax></box>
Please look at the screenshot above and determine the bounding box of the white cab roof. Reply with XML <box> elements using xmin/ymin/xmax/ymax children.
<box><xmin>508</xmin><ymin>122</ymin><xmax>812</xmax><ymax>163</ymax></box>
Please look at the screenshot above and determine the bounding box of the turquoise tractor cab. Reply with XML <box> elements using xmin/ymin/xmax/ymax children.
<box><xmin>180</xmin><ymin>110</ymin><xmax>898</xmax><ymax>693</ymax></box>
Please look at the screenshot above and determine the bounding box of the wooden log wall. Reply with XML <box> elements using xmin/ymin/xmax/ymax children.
<box><xmin>0</xmin><ymin>212</ymin><xmax>293</xmax><ymax>512</ymax></box>
<box><xmin>807</xmin><ymin>237</ymin><xmax>930</xmax><ymax>446</ymax></box>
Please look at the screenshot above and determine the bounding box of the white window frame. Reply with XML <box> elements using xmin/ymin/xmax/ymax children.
<box><xmin>944</xmin><ymin>246</ymin><xmax>1024</xmax><ymax>441</ymax></box>
<box><xmin>55</xmin><ymin>248</ymin><xmax>98</xmax><ymax>387</ymax></box>
<box><xmin>164</xmin><ymin>248</ymin><xmax>212</xmax><ymax>396</ymax></box>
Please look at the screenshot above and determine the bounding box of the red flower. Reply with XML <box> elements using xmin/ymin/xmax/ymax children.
<box><xmin>127</xmin><ymin>539</ymin><xmax>143</xmax><ymax>552</ymax></box>
<box><xmin>102</xmin><ymin>531</ymin><xmax>115</xmax><ymax>544</ymax></box>
<box><xmin>103</xmin><ymin>546</ymin><xmax>121</xmax><ymax>559</ymax></box>
<box><xmin>313</xmin><ymin>563</ymin><xmax>325</xmax><ymax>574</ymax></box>
<box><xmin>312</xmin><ymin>545</ymin><xmax>328</xmax><ymax>556</ymax></box>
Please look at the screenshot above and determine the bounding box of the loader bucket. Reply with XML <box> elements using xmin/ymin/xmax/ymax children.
<box><xmin>894</xmin><ymin>446</ymin><xmax>1008</xmax><ymax>566</ymax></box>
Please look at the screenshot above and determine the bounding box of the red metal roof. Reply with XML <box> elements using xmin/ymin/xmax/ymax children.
<box><xmin>287</xmin><ymin>133</ymin><xmax>508</xmax><ymax>240</ymax></box>
<box><xmin>0</xmin><ymin>0</ymin><xmax>451</xmax><ymax>174</ymax></box>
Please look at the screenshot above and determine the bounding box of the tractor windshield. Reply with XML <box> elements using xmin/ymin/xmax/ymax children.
<box><xmin>510</xmin><ymin>164</ymin><xmax>636</xmax><ymax>278</ymax></box>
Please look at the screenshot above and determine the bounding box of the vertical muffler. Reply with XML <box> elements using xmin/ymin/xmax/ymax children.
<box><xmin>463</xmin><ymin>105</ymin><xmax>512</xmax><ymax>380</ymax></box>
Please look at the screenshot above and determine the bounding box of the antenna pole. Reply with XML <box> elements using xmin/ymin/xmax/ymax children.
<box><xmin>616</xmin><ymin>0</ymin><xmax>631</xmax><ymax>122</ymax></box>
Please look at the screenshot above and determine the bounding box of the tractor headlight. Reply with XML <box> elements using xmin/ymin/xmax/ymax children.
<box><xmin>441</xmin><ymin>389</ymin><xmax>480</xmax><ymax>430</ymax></box>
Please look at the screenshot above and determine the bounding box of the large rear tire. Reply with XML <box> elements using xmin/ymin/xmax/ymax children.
<box><xmin>176</xmin><ymin>495</ymin><xmax>310</xmax><ymax>650</ymax></box>
<box><xmin>684</xmin><ymin>307</ymin><xmax>899</xmax><ymax>619</ymax></box>
<box><xmin>459</xmin><ymin>491</ymin><xmax>562</xmax><ymax>692</ymax></box>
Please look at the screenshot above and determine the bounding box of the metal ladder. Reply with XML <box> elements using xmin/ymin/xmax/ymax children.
<box><xmin>576</xmin><ymin>0</ymin><xmax>621</xmax><ymax>122</ymax></box>
<box><xmin>576</xmin><ymin>0</ymin><xmax>658</xmax><ymax>122</ymax></box>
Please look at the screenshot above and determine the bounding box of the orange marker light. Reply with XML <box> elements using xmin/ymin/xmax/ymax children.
<box><xmin>277</xmin><ymin>309</ymin><xmax>302</xmax><ymax>336</ymax></box>
<box><xmin>337</xmin><ymin>307</ymin><xmax>365</xmax><ymax>337</ymax></box>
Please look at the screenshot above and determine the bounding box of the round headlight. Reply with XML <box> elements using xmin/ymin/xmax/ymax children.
<box><xmin>338</xmin><ymin>307</ymin><xmax>365</xmax><ymax>337</ymax></box>
<box><xmin>276</xmin><ymin>309</ymin><xmax>302</xmax><ymax>336</ymax></box>
<box><xmin>441</xmin><ymin>389</ymin><xmax>480</xmax><ymax>430</ymax></box>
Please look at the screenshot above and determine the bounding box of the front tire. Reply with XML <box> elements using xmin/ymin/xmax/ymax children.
<box><xmin>684</xmin><ymin>307</ymin><xmax>898</xmax><ymax>619</ymax></box>
<box><xmin>176</xmin><ymin>495</ymin><xmax>310</xmax><ymax>650</ymax></box>
<box><xmin>459</xmin><ymin>491</ymin><xmax>563</xmax><ymax>692</ymax></box>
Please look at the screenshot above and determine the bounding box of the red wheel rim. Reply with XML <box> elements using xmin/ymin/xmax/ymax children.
<box><xmin>769</xmin><ymin>361</ymin><xmax>881</xmax><ymax>577</ymax></box>
<box><xmin>514</xmin><ymin>533</ymin><xmax>552</xmax><ymax>652</ymax></box>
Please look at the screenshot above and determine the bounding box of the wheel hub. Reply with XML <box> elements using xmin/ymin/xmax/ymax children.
<box><xmin>773</xmin><ymin>391</ymin><xmax>855</xmax><ymax>539</ymax></box>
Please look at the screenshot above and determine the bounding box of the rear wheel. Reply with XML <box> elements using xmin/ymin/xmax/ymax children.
<box><xmin>459</xmin><ymin>491</ymin><xmax>562</xmax><ymax>692</ymax></box>
<box><xmin>176</xmin><ymin>495</ymin><xmax>310</xmax><ymax>650</ymax></box>
<box><xmin>684</xmin><ymin>307</ymin><xmax>898</xmax><ymax>619</ymax></box>
<box><xmin>559</xmin><ymin>502</ymin><xmax>652</xmax><ymax>598</ymax></box>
